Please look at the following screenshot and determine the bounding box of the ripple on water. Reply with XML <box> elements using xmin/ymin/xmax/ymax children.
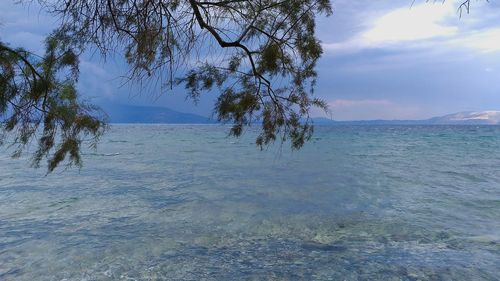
<box><xmin>0</xmin><ymin>125</ymin><xmax>499</xmax><ymax>280</ymax></box>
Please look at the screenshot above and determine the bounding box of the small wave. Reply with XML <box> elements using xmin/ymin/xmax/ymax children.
<box><xmin>107</xmin><ymin>140</ymin><xmax>128</xmax><ymax>143</ymax></box>
<box><xmin>440</xmin><ymin>170</ymin><xmax>488</xmax><ymax>182</ymax></box>
<box><xmin>349</xmin><ymin>153</ymin><xmax>391</xmax><ymax>158</ymax></box>
<box><xmin>468</xmin><ymin>235</ymin><xmax>500</xmax><ymax>243</ymax></box>
<box><xmin>301</xmin><ymin>242</ymin><xmax>347</xmax><ymax>252</ymax></box>
<box><xmin>84</xmin><ymin>152</ymin><xmax>121</xmax><ymax>157</ymax></box>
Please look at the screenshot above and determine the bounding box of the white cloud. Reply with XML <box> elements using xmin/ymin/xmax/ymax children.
<box><xmin>361</xmin><ymin>2</ymin><xmax>457</xmax><ymax>45</ymax></box>
<box><xmin>452</xmin><ymin>28</ymin><xmax>500</xmax><ymax>52</ymax></box>
<box><xmin>323</xmin><ymin>1</ymin><xmax>500</xmax><ymax>54</ymax></box>
<box><xmin>323</xmin><ymin>2</ymin><xmax>458</xmax><ymax>52</ymax></box>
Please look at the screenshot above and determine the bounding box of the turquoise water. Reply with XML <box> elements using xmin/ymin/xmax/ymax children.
<box><xmin>1</xmin><ymin>125</ymin><xmax>499</xmax><ymax>280</ymax></box>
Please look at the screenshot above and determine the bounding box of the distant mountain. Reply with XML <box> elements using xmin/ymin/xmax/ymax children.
<box><xmin>311</xmin><ymin>118</ymin><xmax>424</xmax><ymax>125</ymax></box>
<box><xmin>98</xmin><ymin>105</ymin><xmax>500</xmax><ymax>125</ymax></box>
<box><xmin>101</xmin><ymin>104</ymin><xmax>214</xmax><ymax>124</ymax></box>
<box><xmin>427</xmin><ymin>111</ymin><xmax>500</xmax><ymax>125</ymax></box>
<box><xmin>313</xmin><ymin>111</ymin><xmax>500</xmax><ymax>125</ymax></box>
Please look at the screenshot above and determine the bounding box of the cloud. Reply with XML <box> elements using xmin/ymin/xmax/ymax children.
<box><xmin>451</xmin><ymin>28</ymin><xmax>500</xmax><ymax>52</ymax></box>
<box><xmin>361</xmin><ymin>1</ymin><xmax>457</xmax><ymax>45</ymax></box>
<box><xmin>3</xmin><ymin>31</ymin><xmax>45</xmax><ymax>53</ymax></box>
<box><xmin>4</xmin><ymin>0</ymin><xmax>500</xmax><ymax>120</ymax></box>
<box><xmin>330</xmin><ymin>99</ymin><xmax>392</xmax><ymax>107</ymax></box>
<box><xmin>323</xmin><ymin>1</ymin><xmax>500</xmax><ymax>54</ymax></box>
<box><xmin>78</xmin><ymin>60</ymin><xmax>116</xmax><ymax>99</ymax></box>
<box><xmin>0</xmin><ymin>2</ymin><xmax>54</xmax><ymax>54</ymax></box>
<box><xmin>323</xmin><ymin>1</ymin><xmax>457</xmax><ymax>52</ymax></box>
<box><xmin>324</xmin><ymin>99</ymin><xmax>421</xmax><ymax>120</ymax></box>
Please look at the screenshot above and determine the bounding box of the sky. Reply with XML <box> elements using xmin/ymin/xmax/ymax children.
<box><xmin>1</xmin><ymin>0</ymin><xmax>500</xmax><ymax>120</ymax></box>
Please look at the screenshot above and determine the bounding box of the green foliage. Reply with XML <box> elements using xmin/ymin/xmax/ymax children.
<box><xmin>2</xmin><ymin>0</ymin><xmax>333</xmax><ymax>171</ymax></box>
<box><xmin>0</xmin><ymin>30</ymin><xmax>106</xmax><ymax>172</ymax></box>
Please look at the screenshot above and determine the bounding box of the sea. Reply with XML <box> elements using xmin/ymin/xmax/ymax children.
<box><xmin>1</xmin><ymin>125</ymin><xmax>499</xmax><ymax>280</ymax></box>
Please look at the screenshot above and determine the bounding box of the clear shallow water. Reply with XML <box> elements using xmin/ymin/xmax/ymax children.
<box><xmin>1</xmin><ymin>125</ymin><xmax>499</xmax><ymax>280</ymax></box>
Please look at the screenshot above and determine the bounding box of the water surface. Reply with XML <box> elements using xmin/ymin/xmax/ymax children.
<box><xmin>1</xmin><ymin>125</ymin><xmax>499</xmax><ymax>280</ymax></box>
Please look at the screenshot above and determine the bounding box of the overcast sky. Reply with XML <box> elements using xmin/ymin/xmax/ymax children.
<box><xmin>2</xmin><ymin>0</ymin><xmax>500</xmax><ymax>120</ymax></box>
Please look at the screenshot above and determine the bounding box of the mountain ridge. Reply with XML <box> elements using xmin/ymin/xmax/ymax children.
<box><xmin>316</xmin><ymin>111</ymin><xmax>500</xmax><ymax>125</ymax></box>
<box><xmin>101</xmin><ymin>104</ymin><xmax>215</xmax><ymax>124</ymax></box>
<box><xmin>100</xmin><ymin>104</ymin><xmax>500</xmax><ymax>125</ymax></box>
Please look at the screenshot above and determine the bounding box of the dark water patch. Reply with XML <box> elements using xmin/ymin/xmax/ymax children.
<box><xmin>438</xmin><ymin>170</ymin><xmax>489</xmax><ymax>183</ymax></box>
<box><xmin>107</xmin><ymin>140</ymin><xmax>128</xmax><ymax>143</ymax></box>
<box><xmin>47</xmin><ymin>197</ymin><xmax>79</xmax><ymax>209</ymax></box>
<box><xmin>83</xmin><ymin>152</ymin><xmax>121</xmax><ymax>157</ymax></box>
<box><xmin>301</xmin><ymin>242</ymin><xmax>348</xmax><ymax>252</ymax></box>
